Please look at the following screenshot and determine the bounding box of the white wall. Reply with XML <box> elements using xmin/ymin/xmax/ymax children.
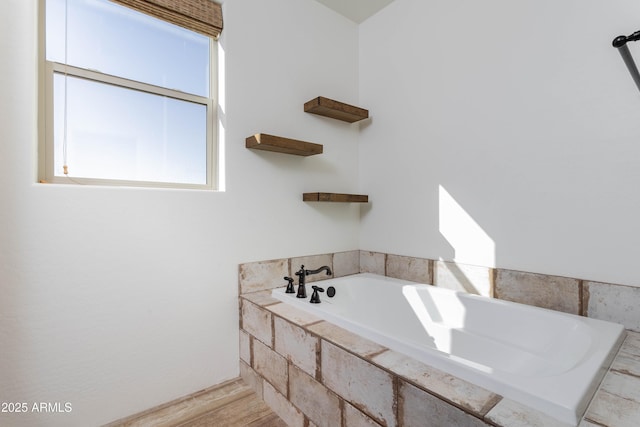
<box><xmin>10</xmin><ymin>0</ymin><xmax>639</xmax><ymax>423</ymax></box>
<box><xmin>359</xmin><ymin>0</ymin><xmax>640</xmax><ymax>286</ymax></box>
<box><xmin>0</xmin><ymin>0</ymin><xmax>360</xmax><ymax>425</ymax></box>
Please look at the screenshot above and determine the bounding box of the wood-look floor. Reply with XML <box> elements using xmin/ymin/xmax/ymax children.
<box><xmin>103</xmin><ymin>378</ymin><xmax>288</xmax><ymax>427</ymax></box>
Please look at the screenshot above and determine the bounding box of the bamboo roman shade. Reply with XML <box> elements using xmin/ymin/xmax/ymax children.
<box><xmin>109</xmin><ymin>0</ymin><xmax>223</xmax><ymax>39</ymax></box>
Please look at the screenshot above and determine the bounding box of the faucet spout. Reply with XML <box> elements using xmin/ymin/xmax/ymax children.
<box><xmin>305</xmin><ymin>266</ymin><xmax>332</xmax><ymax>276</ymax></box>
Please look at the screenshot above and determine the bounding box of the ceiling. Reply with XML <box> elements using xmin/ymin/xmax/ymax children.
<box><xmin>313</xmin><ymin>0</ymin><xmax>395</xmax><ymax>24</ymax></box>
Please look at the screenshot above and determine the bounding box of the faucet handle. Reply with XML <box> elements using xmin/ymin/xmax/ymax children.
<box><xmin>284</xmin><ymin>276</ymin><xmax>295</xmax><ymax>293</ymax></box>
<box><xmin>310</xmin><ymin>286</ymin><xmax>324</xmax><ymax>304</ymax></box>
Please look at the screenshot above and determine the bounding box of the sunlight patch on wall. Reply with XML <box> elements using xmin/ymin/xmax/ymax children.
<box><xmin>438</xmin><ymin>185</ymin><xmax>495</xmax><ymax>267</ymax></box>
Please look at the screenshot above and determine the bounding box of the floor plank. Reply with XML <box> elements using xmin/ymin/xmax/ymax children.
<box><xmin>104</xmin><ymin>378</ymin><xmax>287</xmax><ymax>427</ymax></box>
<box><xmin>177</xmin><ymin>393</ymin><xmax>286</xmax><ymax>427</ymax></box>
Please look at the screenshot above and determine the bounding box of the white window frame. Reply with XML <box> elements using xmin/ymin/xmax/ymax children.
<box><xmin>38</xmin><ymin>0</ymin><xmax>218</xmax><ymax>190</ymax></box>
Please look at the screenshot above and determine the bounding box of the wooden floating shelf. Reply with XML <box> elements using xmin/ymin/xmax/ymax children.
<box><xmin>304</xmin><ymin>96</ymin><xmax>369</xmax><ymax>123</ymax></box>
<box><xmin>303</xmin><ymin>192</ymin><xmax>369</xmax><ymax>203</ymax></box>
<box><xmin>246</xmin><ymin>133</ymin><xmax>323</xmax><ymax>156</ymax></box>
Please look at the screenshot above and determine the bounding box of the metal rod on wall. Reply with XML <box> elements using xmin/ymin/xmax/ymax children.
<box><xmin>613</xmin><ymin>31</ymin><xmax>640</xmax><ymax>93</ymax></box>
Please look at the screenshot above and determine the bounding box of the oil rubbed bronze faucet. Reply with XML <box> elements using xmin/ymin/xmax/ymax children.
<box><xmin>294</xmin><ymin>265</ymin><xmax>332</xmax><ymax>298</ymax></box>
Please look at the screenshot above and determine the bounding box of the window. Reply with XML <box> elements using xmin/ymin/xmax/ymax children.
<box><xmin>40</xmin><ymin>0</ymin><xmax>217</xmax><ymax>189</ymax></box>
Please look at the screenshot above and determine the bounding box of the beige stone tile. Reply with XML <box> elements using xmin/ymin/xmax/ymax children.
<box><xmin>239</xmin><ymin>329</ymin><xmax>251</xmax><ymax>364</ymax></box>
<box><xmin>620</xmin><ymin>331</ymin><xmax>640</xmax><ymax>356</ymax></box>
<box><xmin>386</xmin><ymin>254</ymin><xmax>431</xmax><ymax>283</ymax></box>
<box><xmin>485</xmin><ymin>398</ymin><xmax>572</xmax><ymax>427</ymax></box>
<box><xmin>584</xmin><ymin>281</ymin><xmax>640</xmax><ymax>332</ymax></box>
<box><xmin>600</xmin><ymin>369</ymin><xmax>640</xmax><ymax>401</ymax></box>
<box><xmin>333</xmin><ymin>250</ymin><xmax>360</xmax><ymax>277</ymax></box>
<box><xmin>241</xmin><ymin>299</ymin><xmax>273</xmax><ymax>346</ymax></box>
<box><xmin>344</xmin><ymin>403</ymin><xmax>382</xmax><ymax>427</ymax></box>
<box><xmin>578</xmin><ymin>420</ymin><xmax>602</xmax><ymax>427</ymax></box>
<box><xmin>360</xmin><ymin>251</ymin><xmax>386</xmax><ymax>275</ymax></box>
<box><xmin>611</xmin><ymin>352</ymin><xmax>640</xmax><ymax>378</ymax></box>
<box><xmin>274</xmin><ymin>317</ymin><xmax>319</xmax><ymax>377</ymax></box>
<box><xmin>241</xmin><ymin>290</ymin><xmax>282</xmax><ymax>307</ymax></box>
<box><xmin>584</xmin><ymin>370</ymin><xmax>640</xmax><ymax>427</ymax></box>
<box><xmin>584</xmin><ymin>390</ymin><xmax>640</xmax><ymax>427</ymax></box>
<box><xmin>253</xmin><ymin>339</ymin><xmax>288</xmax><ymax>396</ymax></box>
<box><xmin>290</xmin><ymin>254</ymin><xmax>334</xmax><ymax>284</ymax></box>
<box><xmin>268</xmin><ymin>302</ymin><xmax>321</xmax><ymax>326</ymax></box>
<box><xmin>321</xmin><ymin>340</ymin><xmax>396</xmax><ymax>427</ymax></box>
<box><xmin>239</xmin><ymin>259</ymin><xmax>289</xmax><ymax>294</ymax></box>
<box><xmin>263</xmin><ymin>380</ymin><xmax>304</xmax><ymax>427</ymax></box>
<box><xmin>494</xmin><ymin>269</ymin><xmax>580</xmax><ymax>314</ymax></box>
<box><xmin>372</xmin><ymin>350</ymin><xmax>499</xmax><ymax>416</ymax></box>
<box><xmin>289</xmin><ymin>364</ymin><xmax>341</xmax><ymax>427</ymax></box>
<box><xmin>399</xmin><ymin>380</ymin><xmax>490</xmax><ymax>427</ymax></box>
<box><xmin>239</xmin><ymin>361</ymin><xmax>263</xmax><ymax>399</ymax></box>
<box><xmin>435</xmin><ymin>261</ymin><xmax>493</xmax><ymax>297</ymax></box>
<box><xmin>584</xmin><ymin>384</ymin><xmax>640</xmax><ymax>425</ymax></box>
<box><xmin>308</xmin><ymin>321</ymin><xmax>387</xmax><ymax>358</ymax></box>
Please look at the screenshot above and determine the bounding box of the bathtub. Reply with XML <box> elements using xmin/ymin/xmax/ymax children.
<box><xmin>271</xmin><ymin>273</ymin><xmax>625</xmax><ymax>426</ymax></box>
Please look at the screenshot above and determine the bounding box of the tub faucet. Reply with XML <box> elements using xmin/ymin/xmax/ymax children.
<box><xmin>295</xmin><ymin>265</ymin><xmax>332</xmax><ymax>299</ymax></box>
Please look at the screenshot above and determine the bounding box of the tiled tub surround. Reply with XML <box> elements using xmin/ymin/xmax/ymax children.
<box><xmin>239</xmin><ymin>251</ymin><xmax>640</xmax><ymax>426</ymax></box>
<box><xmin>271</xmin><ymin>274</ymin><xmax>624</xmax><ymax>425</ymax></box>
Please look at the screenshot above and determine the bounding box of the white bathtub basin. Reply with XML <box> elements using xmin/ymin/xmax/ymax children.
<box><xmin>272</xmin><ymin>273</ymin><xmax>625</xmax><ymax>425</ymax></box>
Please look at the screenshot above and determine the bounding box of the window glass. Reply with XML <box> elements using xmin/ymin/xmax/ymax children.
<box><xmin>42</xmin><ymin>0</ymin><xmax>215</xmax><ymax>189</ymax></box>
<box><xmin>53</xmin><ymin>73</ymin><xmax>207</xmax><ymax>184</ymax></box>
<box><xmin>46</xmin><ymin>0</ymin><xmax>210</xmax><ymax>97</ymax></box>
